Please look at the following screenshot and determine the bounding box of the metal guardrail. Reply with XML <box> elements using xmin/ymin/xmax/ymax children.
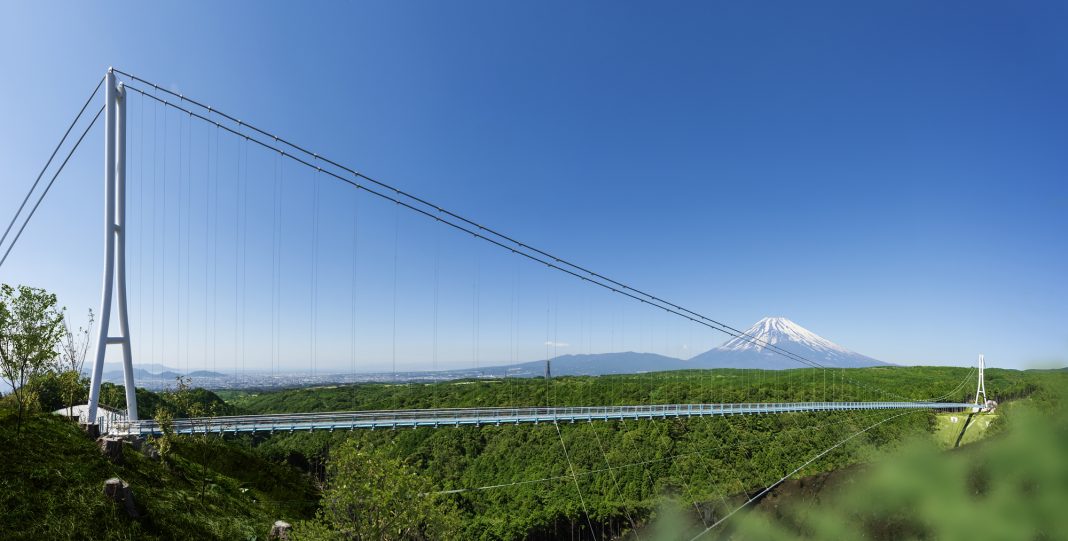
<box><xmin>107</xmin><ymin>401</ymin><xmax>975</xmax><ymax>436</ymax></box>
<box><xmin>79</xmin><ymin>410</ymin><xmax>130</xmax><ymax>435</ymax></box>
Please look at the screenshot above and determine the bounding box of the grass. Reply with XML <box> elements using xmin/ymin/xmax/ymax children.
<box><xmin>0</xmin><ymin>406</ymin><xmax>316</xmax><ymax>540</ymax></box>
<box><xmin>932</xmin><ymin>411</ymin><xmax>998</xmax><ymax>448</ymax></box>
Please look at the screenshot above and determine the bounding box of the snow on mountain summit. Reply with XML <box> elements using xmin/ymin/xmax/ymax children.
<box><xmin>689</xmin><ymin>316</ymin><xmax>888</xmax><ymax>369</ymax></box>
<box><xmin>717</xmin><ymin>317</ymin><xmax>854</xmax><ymax>355</ymax></box>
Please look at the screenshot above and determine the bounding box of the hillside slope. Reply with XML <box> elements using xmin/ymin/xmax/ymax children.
<box><xmin>0</xmin><ymin>407</ymin><xmax>315</xmax><ymax>540</ymax></box>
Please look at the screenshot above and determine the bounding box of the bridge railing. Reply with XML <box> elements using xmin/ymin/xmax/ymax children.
<box><xmin>106</xmin><ymin>401</ymin><xmax>974</xmax><ymax>436</ymax></box>
<box><xmin>78</xmin><ymin>409</ymin><xmax>131</xmax><ymax>435</ymax></box>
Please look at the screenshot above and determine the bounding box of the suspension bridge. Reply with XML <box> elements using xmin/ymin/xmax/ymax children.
<box><xmin>2</xmin><ymin>68</ymin><xmax>992</xmax><ymax>536</ymax></box>
<box><xmin>103</xmin><ymin>400</ymin><xmax>970</xmax><ymax>437</ymax></box>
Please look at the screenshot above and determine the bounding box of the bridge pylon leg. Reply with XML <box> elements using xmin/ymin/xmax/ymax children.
<box><xmin>86</xmin><ymin>68</ymin><xmax>137</xmax><ymax>425</ymax></box>
<box><xmin>973</xmin><ymin>354</ymin><xmax>991</xmax><ymax>412</ymax></box>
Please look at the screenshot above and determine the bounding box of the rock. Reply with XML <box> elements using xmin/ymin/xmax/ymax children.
<box><xmin>128</xmin><ymin>437</ymin><xmax>143</xmax><ymax>451</ymax></box>
<box><xmin>142</xmin><ymin>441</ymin><xmax>161</xmax><ymax>461</ymax></box>
<box><xmin>80</xmin><ymin>423</ymin><xmax>100</xmax><ymax>439</ymax></box>
<box><xmin>103</xmin><ymin>477</ymin><xmax>125</xmax><ymax>499</ymax></box>
<box><xmin>97</xmin><ymin>436</ymin><xmax>125</xmax><ymax>464</ymax></box>
<box><xmin>103</xmin><ymin>478</ymin><xmax>139</xmax><ymax>518</ymax></box>
<box><xmin>268</xmin><ymin>520</ymin><xmax>292</xmax><ymax>540</ymax></box>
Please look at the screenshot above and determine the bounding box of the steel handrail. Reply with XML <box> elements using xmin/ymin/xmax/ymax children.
<box><xmin>108</xmin><ymin>401</ymin><xmax>974</xmax><ymax>436</ymax></box>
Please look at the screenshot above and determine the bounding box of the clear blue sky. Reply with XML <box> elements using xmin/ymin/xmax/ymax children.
<box><xmin>1</xmin><ymin>1</ymin><xmax>1065</xmax><ymax>372</ymax></box>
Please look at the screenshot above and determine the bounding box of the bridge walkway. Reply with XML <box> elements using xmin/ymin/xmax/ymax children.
<box><xmin>104</xmin><ymin>401</ymin><xmax>975</xmax><ymax>436</ymax></box>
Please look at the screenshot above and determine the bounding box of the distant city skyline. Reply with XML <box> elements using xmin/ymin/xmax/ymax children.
<box><xmin>1</xmin><ymin>2</ymin><xmax>1065</xmax><ymax>371</ymax></box>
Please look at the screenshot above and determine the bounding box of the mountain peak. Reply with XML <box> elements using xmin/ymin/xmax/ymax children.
<box><xmin>718</xmin><ymin>316</ymin><xmax>853</xmax><ymax>355</ymax></box>
<box><xmin>689</xmin><ymin>316</ymin><xmax>887</xmax><ymax>369</ymax></box>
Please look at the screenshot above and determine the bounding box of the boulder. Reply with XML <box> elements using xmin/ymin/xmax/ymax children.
<box><xmin>141</xmin><ymin>441</ymin><xmax>161</xmax><ymax>461</ymax></box>
<box><xmin>80</xmin><ymin>423</ymin><xmax>100</xmax><ymax>439</ymax></box>
<box><xmin>268</xmin><ymin>520</ymin><xmax>292</xmax><ymax>540</ymax></box>
<box><xmin>97</xmin><ymin>436</ymin><xmax>125</xmax><ymax>464</ymax></box>
<box><xmin>103</xmin><ymin>478</ymin><xmax>139</xmax><ymax>518</ymax></box>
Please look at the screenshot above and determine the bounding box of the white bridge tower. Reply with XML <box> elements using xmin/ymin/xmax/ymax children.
<box><xmin>974</xmin><ymin>354</ymin><xmax>993</xmax><ymax>412</ymax></box>
<box><xmin>85</xmin><ymin>68</ymin><xmax>137</xmax><ymax>425</ymax></box>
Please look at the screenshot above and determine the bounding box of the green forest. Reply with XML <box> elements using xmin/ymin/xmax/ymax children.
<box><xmin>2</xmin><ymin>362</ymin><xmax>1064</xmax><ymax>540</ymax></box>
<box><xmin>225</xmin><ymin>366</ymin><xmax>1046</xmax><ymax>539</ymax></box>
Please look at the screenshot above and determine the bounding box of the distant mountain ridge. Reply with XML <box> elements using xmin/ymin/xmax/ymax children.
<box><xmin>88</xmin><ymin>363</ymin><xmax>227</xmax><ymax>385</ymax></box>
<box><xmin>80</xmin><ymin>318</ymin><xmax>884</xmax><ymax>383</ymax></box>
<box><xmin>479</xmin><ymin>351</ymin><xmax>690</xmax><ymax>377</ymax></box>
<box><xmin>482</xmin><ymin>316</ymin><xmax>888</xmax><ymax>376</ymax></box>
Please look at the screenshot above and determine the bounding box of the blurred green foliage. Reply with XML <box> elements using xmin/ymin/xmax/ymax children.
<box><xmin>641</xmin><ymin>371</ymin><xmax>1068</xmax><ymax>540</ymax></box>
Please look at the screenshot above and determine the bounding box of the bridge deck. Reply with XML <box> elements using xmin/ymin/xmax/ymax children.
<box><xmin>104</xmin><ymin>401</ymin><xmax>974</xmax><ymax>436</ymax></box>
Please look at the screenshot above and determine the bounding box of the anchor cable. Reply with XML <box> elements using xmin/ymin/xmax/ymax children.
<box><xmin>0</xmin><ymin>76</ymin><xmax>104</xmax><ymax>254</ymax></box>
<box><xmin>0</xmin><ymin>104</ymin><xmax>105</xmax><ymax>269</ymax></box>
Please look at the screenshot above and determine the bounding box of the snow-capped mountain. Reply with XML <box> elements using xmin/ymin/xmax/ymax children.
<box><xmin>474</xmin><ymin>317</ymin><xmax>887</xmax><ymax>376</ymax></box>
<box><xmin>687</xmin><ymin>317</ymin><xmax>888</xmax><ymax>369</ymax></box>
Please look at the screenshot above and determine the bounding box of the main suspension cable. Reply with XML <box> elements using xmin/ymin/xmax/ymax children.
<box><xmin>117</xmin><ymin>83</ymin><xmax>824</xmax><ymax>368</ymax></box>
<box><xmin>118</xmin><ymin>78</ymin><xmax>917</xmax><ymax>401</ymax></box>
<box><xmin>111</xmin><ymin>70</ymin><xmax>827</xmax><ymax>365</ymax></box>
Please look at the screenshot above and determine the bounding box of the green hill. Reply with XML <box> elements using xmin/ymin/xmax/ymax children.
<box><xmin>229</xmin><ymin>366</ymin><xmax>1037</xmax><ymax>414</ymax></box>
<box><xmin>0</xmin><ymin>406</ymin><xmax>315</xmax><ymax>540</ymax></box>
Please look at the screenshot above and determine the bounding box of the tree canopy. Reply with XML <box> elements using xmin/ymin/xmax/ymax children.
<box><xmin>0</xmin><ymin>284</ymin><xmax>65</xmax><ymax>434</ymax></box>
<box><xmin>296</xmin><ymin>439</ymin><xmax>458</xmax><ymax>540</ymax></box>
